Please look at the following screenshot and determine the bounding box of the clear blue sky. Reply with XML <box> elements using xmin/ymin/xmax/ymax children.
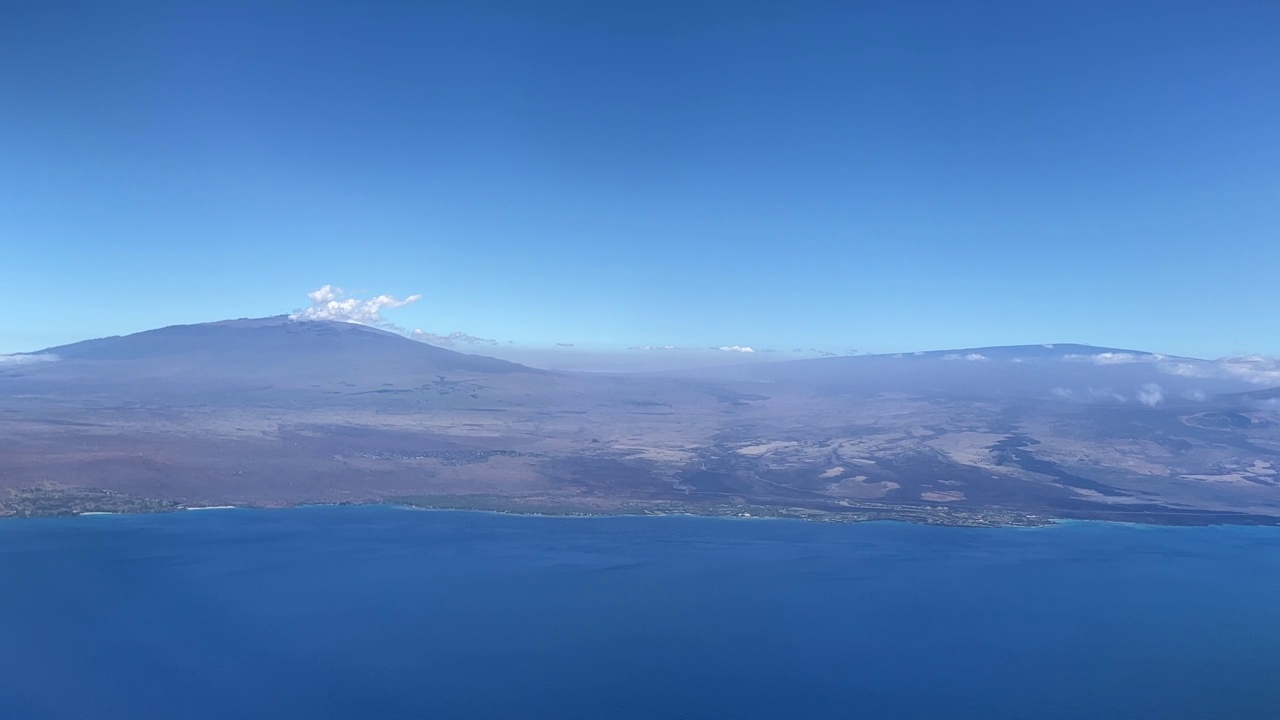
<box><xmin>2</xmin><ymin>1</ymin><xmax>1277</xmax><ymax>358</ymax></box>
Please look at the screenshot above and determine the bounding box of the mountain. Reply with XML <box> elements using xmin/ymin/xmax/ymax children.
<box><xmin>4</xmin><ymin>317</ymin><xmax>541</xmax><ymax>401</ymax></box>
<box><xmin>2</xmin><ymin>321</ymin><xmax>1279</xmax><ymax>526</ymax></box>
<box><xmin>42</xmin><ymin>316</ymin><xmax>538</xmax><ymax>374</ymax></box>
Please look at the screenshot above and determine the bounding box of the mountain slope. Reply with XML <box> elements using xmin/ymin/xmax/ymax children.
<box><xmin>1</xmin><ymin>317</ymin><xmax>549</xmax><ymax>407</ymax></box>
<box><xmin>42</xmin><ymin>316</ymin><xmax>538</xmax><ymax>374</ymax></box>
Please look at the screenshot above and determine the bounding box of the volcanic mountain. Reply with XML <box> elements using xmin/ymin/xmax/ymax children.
<box><xmin>6</xmin><ymin>317</ymin><xmax>541</xmax><ymax>400</ymax></box>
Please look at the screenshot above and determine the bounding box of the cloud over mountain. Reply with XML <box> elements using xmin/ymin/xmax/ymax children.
<box><xmin>412</xmin><ymin>330</ymin><xmax>497</xmax><ymax>347</ymax></box>
<box><xmin>1065</xmin><ymin>352</ymin><xmax>1165</xmax><ymax>365</ymax></box>
<box><xmin>1159</xmin><ymin>355</ymin><xmax>1280</xmax><ymax>385</ymax></box>
<box><xmin>291</xmin><ymin>285</ymin><xmax>421</xmax><ymax>327</ymax></box>
<box><xmin>0</xmin><ymin>353</ymin><xmax>59</xmax><ymax>365</ymax></box>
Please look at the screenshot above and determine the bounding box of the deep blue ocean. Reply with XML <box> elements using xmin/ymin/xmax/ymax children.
<box><xmin>2</xmin><ymin>507</ymin><xmax>1279</xmax><ymax>719</ymax></box>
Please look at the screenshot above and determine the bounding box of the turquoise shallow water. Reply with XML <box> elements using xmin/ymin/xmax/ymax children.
<box><xmin>2</xmin><ymin>507</ymin><xmax>1279</xmax><ymax>719</ymax></box>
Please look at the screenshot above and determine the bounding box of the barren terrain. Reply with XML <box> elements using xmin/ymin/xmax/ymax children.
<box><xmin>3</xmin><ymin>319</ymin><xmax>1278</xmax><ymax>526</ymax></box>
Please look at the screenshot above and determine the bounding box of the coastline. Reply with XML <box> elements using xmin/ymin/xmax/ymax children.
<box><xmin>4</xmin><ymin>489</ymin><xmax>1279</xmax><ymax>529</ymax></box>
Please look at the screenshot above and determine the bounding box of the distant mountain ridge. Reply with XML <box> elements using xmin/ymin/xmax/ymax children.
<box><xmin>663</xmin><ymin>342</ymin><xmax>1251</xmax><ymax>401</ymax></box>
<box><xmin>9</xmin><ymin>318</ymin><xmax>1267</xmax><ymax>404</ymax></box>
<box><xmin>25</xmin><ymin>318</ymin><xmax>1200</xmax><ymax>372</ymax></box>
<box><xmin>38</xmin><ymin>316</ymin><xmax>540</xmax><ymax>375</ymax></box>
<box><xmin>900</xmin><ymin>343</ymin><xmax>1197</xmax><ymax>362</ymax></box>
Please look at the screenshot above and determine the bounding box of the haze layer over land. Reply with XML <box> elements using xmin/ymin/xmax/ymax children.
<box><xmin>2</xmin><ymin>317</ymin><xmax>1279</xmax><ymax>526</ymax></box>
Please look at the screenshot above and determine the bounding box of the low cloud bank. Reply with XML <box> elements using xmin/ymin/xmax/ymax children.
<box><xmin>0</xmin><ymin>353</ymin><xmax>59</xmax><ymax>365</ymax></box>
<box><xmin>1064</xmin><ymin>352</ymin><xmax>1166</xmax><ymax>365</ymax></box>
<box><xmin>1051</xmin><ymin>382</ymin><xmax>1211</xmax><ymax>406</ymax></box>
<box><xmin>1159</xmin><ymin>355</ymin><xmax>1280</xmax><ymax>386</ymax></box>
<box><xmin>1064</xmin><ymin>350</ymin><xmax>1280</xmax><ymax>387</ymax></box>
<box><xmin>412</xmin><ymin>330</ymin><xmax>497</xmax><ymax>347</ymax></box>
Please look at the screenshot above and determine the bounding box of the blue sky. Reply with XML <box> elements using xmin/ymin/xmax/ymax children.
<box><xmin>2</xmin><ymin>1</ymin><xmax>1277</xmax><ymax>359</ymax></box>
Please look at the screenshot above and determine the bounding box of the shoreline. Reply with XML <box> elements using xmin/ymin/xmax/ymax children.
<box><xmin>4</xmin><ymin>495</ymin><xmax>1278</xmax><ymax>530</ymax></box>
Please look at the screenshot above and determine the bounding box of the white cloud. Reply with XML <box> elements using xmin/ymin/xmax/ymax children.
<box><xmin>1137</xmin><ymin>383</ymin><xmax>1164</xmax><ymax>407</ymax></box>
<box><xmin>1064</xmin><ymin>352</ymin><xmax>1166</xmax><ymax>365</ymax></box>
<box><xmin>0</xmin><ymin>353</ymin><xmax>58</xmax><ymax>365</ymax></box>
<box><xmin>291</xmin><ymin>285</ymin><xmax>421</xmax><ymax>327</ymax></box>
<box><xmin>1157</xmin><ymin>355</ymin><xmax>1280</xmax><ymax>386</ymax></box>
<box><xmin>1217</xmin><ymin>356</ymin><xmax>1280</xmax><ymax>385</ymax></box>
<box><xmin>411</xmin><ymin>330</ymin><xmax>497</xmax><ymax>347</ymax></box>
<box><xmin>1182</xmin><ymin>389</ymin><xmax>1207</xmax><ymax>402</ymax></box>
<box><xmin>1057</xmin><ymin>384</ymin><xmax>1175</xmax><ymax>405</ymax></box>
<box><xmin>556</xmin><ymin>343</ymin><xmax>575</xmax><ymax>347</ymax></box>
<box><xmin>628</xmin><ymin>345</ymin><xmax>680</xmax><ymax>351</ymax></box>
<box><xmin>1088</xmin><ymin>388</ymin><xmax>1127</xmax><ymax>402</ymax></box>
<box><xmin>1157</xmin><ymin>361</ymin><xmax>1202</xmax><ymax>377</ymax></box>
<box><xmin>717</xmin><ymin>345</ymin><xmax>756</xmax><ymax>353</ymax></box>
<box><xmin>944</xmin><ymin>353</ymin><xmax>988</xmax><ymax>361</ymax></box>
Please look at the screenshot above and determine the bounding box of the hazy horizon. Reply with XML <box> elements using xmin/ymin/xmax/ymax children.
<box><xmin>7</xmin><ymin>284</ymin><xmax>1276</xmax><ymax>373</ymax></box>
<box><xmin>7</xmin><ymin>301</ymin><xmax>1277</xmax><ymax>379</ymax></box>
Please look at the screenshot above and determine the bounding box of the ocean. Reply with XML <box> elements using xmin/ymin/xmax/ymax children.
<box><xmin>1</xmin><ymin>507</ymin><xmax>1278</xmax><ymax>719</ymax></box>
